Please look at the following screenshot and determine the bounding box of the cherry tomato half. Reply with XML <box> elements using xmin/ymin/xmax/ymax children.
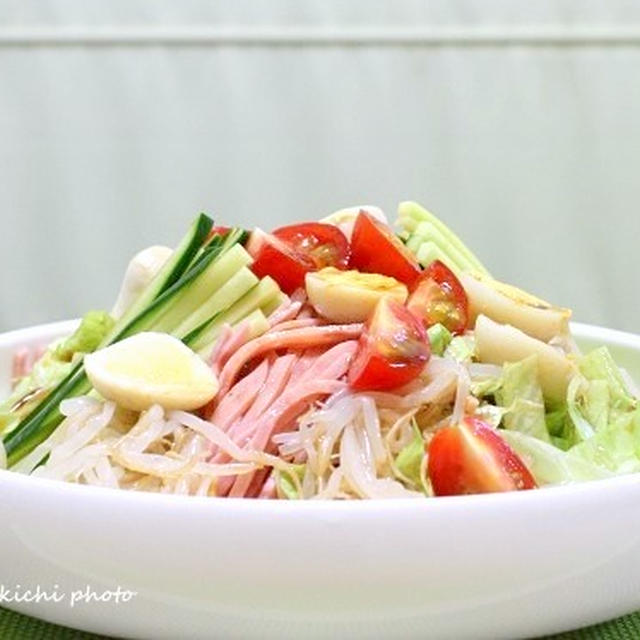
<box><xmin>428</xmin><ymin>416</ymin><xmax>537</xmax><ymax>496</ymax></box>
<box><xmin>407</xmin><ymin>260</ymin><xmax>469</xmax><ymax>335</ymax></box>
<box><xmin>273</xmin><ymin>222</ymin><xmax>350</xmax><ymax>270</ymax></box>
<box><xmin>350</xmin><ymin>211</ymin><xmax>422</xmax><ymax>288</ymax></box>
<box><xmin>247</xmin><ymin>230</ymin><xmax>315</xmax><ymax>294</ymax></box>
<box><xmin>248</xmin><ymin>223</ymin><xmax>350</xmax><ymax>294</ymax></box>
<box><xmin>348</xmin><ymin>297</ymin><xmax>430</xmax><ymax>392</ymax></box>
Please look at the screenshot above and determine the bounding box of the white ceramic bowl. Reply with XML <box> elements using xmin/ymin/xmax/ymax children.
<box><xmin>1</xmin><ymin>320</ymin><xmax>640</xmax><ymax>640</ymax></box>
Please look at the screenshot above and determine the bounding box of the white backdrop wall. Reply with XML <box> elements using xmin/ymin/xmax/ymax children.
<box><xmin>1</xmin><ymin>1</ymin><xmax>640</xmax><ymax>333</ymax></box>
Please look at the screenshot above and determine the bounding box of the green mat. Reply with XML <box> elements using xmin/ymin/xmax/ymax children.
<box><xmin>2</xmin><ymin>606</ymin><xmax>640</xmax><ymax>639</ymax></box>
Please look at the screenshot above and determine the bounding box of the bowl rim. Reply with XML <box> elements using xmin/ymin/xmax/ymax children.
<box><xmin>1</xmin><ymin>318</ymin><xmax>640</xmax><ymax>510</ymax></box>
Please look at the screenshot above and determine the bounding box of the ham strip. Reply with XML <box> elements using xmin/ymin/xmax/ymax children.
<box><xmin>258</xmin><ymin>475</ymin><xmax>277</xmax><ymax>499</ymax></box>
<box><xmin>209</xmin><ymin>357</ymin><xmax>271</xmax><ymax>430</ymax></box>
<box><xmin>226</xmin><ymin>340</ymin><xmax>357</xmax><ymax>497</ymax></box>
<box><xmin>296</xmin><ymin>303</ymin><xmax>317</xmax><ymax>319</ymax></box>
<box><xmin>211</xmin><ymin>353</ymin><xmax>297</xmax><ymax>463</ymax></box>
<box><xmin>267</xmin><ymin>300</ymin><xmax>303</xmax><ymax>328</ymax></box>
<box><xmin>232</xmin><ymin>354</ymin><xmax>298</xmax><ymax>438</ymax></box>
<box><xmin>246</xmin><ymin>468</ymin><xmax>271</xmax><ymax>498</ymax></box>
<box><xmin>226</xmin><ymin>379</ymin><xmax>346</xmax><ymax>497</ymax></box>
<box><xmin>266</xmin><ymin>318</ymin><xmax>324</xmax><ymax>333</ymax></box>
<box><xmin>289</xmin><ymin>347</ymin><xmax>326</xmax><ymax>380</ymax></box>
<box><xmin>217</xmin><ymin>324</ymin><xmax>362</xmax><ymax>398</ymax></box>
<box><xmin>210</xmin><ymin>320</ymin><xmax>256</xmax><ymax>377</ymax></box>
<box><xmin>208</xmin><ymin>324</ymin><xmax>233</xmax><ymax>375</ymax></box>
<box><xmin>289</xmin><ymin>288</ymin><xmax>307</xmax><ymax>305</ymax></box>
<box><xmin>211</xmin><ymin>354</ymin><xmax>298</xmax><ymax>492</ymax></box>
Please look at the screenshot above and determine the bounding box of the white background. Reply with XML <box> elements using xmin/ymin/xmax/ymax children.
<box><xmin>1</xmin><ymin>1</ymin><xmax>639</xmax><ymax>333</ymax></box>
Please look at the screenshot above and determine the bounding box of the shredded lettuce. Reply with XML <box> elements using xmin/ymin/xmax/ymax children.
<box><xmin>276</xmin><ymin>464</ymin><xmax>305</xmax><ymax>499</ymax></box>
<box><xmin>394</xmin><ymin>422</ymin><xmax>425</xmax><ymax>490</ymax></box>
<box><xmin>579</xmin><ymin>347</ymin><xmax>636</xmax><ymax>413</ymax></box>
<box><xmin>568</xmin><ymin>409</ymin><xmax>640</xmax><ymax>474</ymax></box>
<box><xmin>582</xmin><ymin>379</ymin><xmax>610</xmax><ymax>431</ymax></box>
<box><xmin>0</xmin><ymin>352</ymin><xmax>72</xmax><ymax>435</ymax></box>
<box><xmin>544</xmin><ymin>407</ymin><xmax>574</xmax><ymax>451</ymax></box>
<box><xmin>475</xmin><ymin>403</ymin><xmax>508</xmax><ymax>429</ymax></box>
<box><xmin>426</xmin><ymin>323</ymin><xmax>452</xmax><ymax>357</ymax></box>
<box><xmin>563</xmin><ymin>347</ymin><xmax>637</xmax><ymax>446</ymax></box>
<box><xmin>54</xmin><ymin>311</ymin><xmax>115</xmax><ymax>362</ymax></box>
<box><xmin>470</xmin><ymin>376</ymin><xmax>502</xmax><ymax>398</ymax></box>
<box><xmin>0</xmin><ymin>311</ymin><xmax>114</xmax><ymax>437</ymax></box>
<box><xmin>495</xmin><ymin>355</ymin><xmax>550</xmax><ymax>442</ymax></box>
<box><xmin>499</xmin><ymin>346</ymin><xmax>640</xmax><ymax>482</ymax></box>
<box><xmin>565</xmin><ymin>376</ymin><xmax>597</xmax><ymax>442</ymax></box>
<box><xmin>444</xmin><ymin>334</ymin><xmax>475</xmax><ymax>363</ymax></box>
<box><xmin>501</xmin><ymin>430</ymin><xmax>614</xmax><ymax>485</ymax></box>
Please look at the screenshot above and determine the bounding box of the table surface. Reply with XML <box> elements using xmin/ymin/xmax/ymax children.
<box><xmin>2</xmin><ymin>606</ymin><xmax>640</xmax><ymax>640</ymax></box>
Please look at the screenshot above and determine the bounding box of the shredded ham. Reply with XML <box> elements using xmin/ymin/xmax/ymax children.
<box><xmin>266</xmin><ymin>318</ymin><xmax>324</xmax><ymax>333</ymax></box>
<box><xmin>258</xmin><ymin>475</ymin><xmax>277</xmax><ymax>499</ymax></box>
<box><xmin>216</xmin><ymin>323</ymin><xmax>363</xmax><ymax>398</ymax></box>
<box><xmin>207</xmin><ymin>324</ymin><xmax>233</xmax><ymax>373</ymax></box>
<box><xmin>267</xmin><ymin>300</ymin><xmax>303</xmax><ymax>327</ymax></box>
<box><xmin>201</xmin><ymin>296</ymin><xmax>363</xmax><ymax>499</ymax></box>
<box><xmin>289</xmin><ymin>347</ymin><xmax>327</xmax><ymax>379</ymax></box>
<box><xmin>226</xmin><ymin>354</ymin><xmax>298</xmax><ymax>444</ymax></box>
<box><xmin>226</xmin><ymin>340</ymin><xmax>356</xmax><ymax>497</ymax></box>
<box><xmin>210</xmin><ymin>357</ymin><xmax>271</xmax><ymax>430</ymax></box>
<box><xmin>23</xmin><ymin>276</ymin><xmax>477</xmax><ymax>500</ymax></box>
<box><xmin>209</xmin><ymin>321</ymin><xmax>254</xmax><ymax>377</ymax></box>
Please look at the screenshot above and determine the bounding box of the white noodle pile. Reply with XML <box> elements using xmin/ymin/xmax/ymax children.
<box><xmin>26</xmin><ymin>398</ymin><xmax>296</xmax><ymax>496</ymax></box>
<box><xmin>15</xmin><ymin>347</ymin><xmax>475</xmax><ymax>499</ymax></box>
<box><xmin>272</xmin><ymin>357</ymin><xmax>462</xmax><ymax>499</ymax></box>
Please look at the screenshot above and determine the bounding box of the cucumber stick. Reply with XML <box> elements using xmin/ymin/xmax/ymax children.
<box><xmin>174</xmin><ymin>265</ymin><xmax>258</xmax><ymax>338</ymax></box>
<box><xmin>3</xmin><ymin>365</ymin><xmax>91</xmax><ymax>467</ymax></box>
<box><xmin>2</xmin><ymin>219</ymin><xmax>270</xmax><ymax>467</ymax></box>
<box><xmin>187</xmin><ymin>276</ymin><xmax>281</xmax><ymax>355</ymax></box>
<box><xmin>3</xmin><ymin>214</ymin><xmax>215</xmax><ymax>465</ymax></box>
<box><xmin>405</xmin><ymin>223</ymin><xmax>476</xmax><ymax>272</ymax></box>
<box><xmin>104</xmin><ymin>213</ymin><xmax>213</xmax><ymax>344</ymax></box>
<box><xmin>397</xmin><ymin>201</ymin><xmax>490</xmax><ymax>276</ymax></box>
<box><xmin>112</xmin><ymin>229</ymin><xmax>248</xmax><ymax>339</ymax></box>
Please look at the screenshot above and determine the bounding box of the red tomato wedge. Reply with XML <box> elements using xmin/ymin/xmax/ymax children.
<box><xmin>247</xmin><ymin>230</ymin><xmax>315</xmax><ymax>295</ymax></box>
<box><xmin>348</xmin><ymin>297</ymin><xmax>430</xmax><ymax>392</ymax></box>
<box><xmin>273</xmin><ymin>223</ymin><xmax>350</xmax><ymax>270</ymax></box>
<box><xmin>247</xmin><ymin>223</ymin><xmax>350</xmax><ymax>294</ymax></box>
<box><xmin>350</xmin><ymin>211</ymin><xmax>422</xmax><ymax>288</ymax></box>
<box><xmin>428</xmin><ymin>416</ymin><xmax>537</xmax><ymax>496</ymax></box>
<box><xmin>407</xmin><ymin>260</ymin><xmax>469</xmax><ymax>335</ymax></box>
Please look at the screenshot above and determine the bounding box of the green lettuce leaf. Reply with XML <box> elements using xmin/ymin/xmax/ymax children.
<box><xmin>394</xmin><ymin>422</ymin><xmax>425</xmax><ymax>490</ymax></box>
<box><xmin>582</xmin><ymin>379</ymin><xmax>609</xmax><ymax>431</ymax></box>
<box><xmin>470</xmin><ymin>375</ymin><xmax>502</xmax><ymax>399</ymax></box>
<box><xmin>475</xmin><ymin>402</ymin><xmax>508</xmax><ymax>429</ymax></box>
<box><xmin>426</xmin><ymin>323</ymin><xmax>452</xmax><ymax>357</ymax></box>
<box><xmin>0</xmin><ymin>350</ymin><xmax>72</xmax><ymax>436</ymax></box>
<box><xmin>568</xmin><ymin>409</ymin><xmax>640</xmax><ymax>474</ymax></box>
<box><xmin>500</xmin><ymin>429</ymin><xmax>614</xmax><ymax>486</ymax></box>
<box><xmin>54</xmin><ymin>310</ymin><xmax>115</xmax><ymax>362</ymax></box>
<box><xmin>276</xmin><ymin>464</ymin><xmax>306</xmax><ymax>499</ymax></box>
<box><xmin>544</xmin><ymin>407</ymin><xmax>575</xmax><ymax>451</ymax></box>
<box><xmin>566</xmin><ymin>376</ymin><xmax>597</xmax><ymax>442</ymax></box>
<box><xmin>444</xmin><ymin>335</ymin><xmax>475</xmax><ymax>363</ymax></box>
<box><xmin>578</xmin><ymin>346</ymin><xmax>636</xmax><ymax>414</ymax></box>
<box><xmin>1</xmin><ymin>310</ymin><xmax>114</xmax><ymax>436</ymax></box>
<box><xmin>564</xmin><ymin>347</ymin><xmax>637</xmax><ymax>445</ymax></box>
<box><xmin>495</xmin><ymin>355</ymin><xmax>550</xmax><ymax>442</ymax></box>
